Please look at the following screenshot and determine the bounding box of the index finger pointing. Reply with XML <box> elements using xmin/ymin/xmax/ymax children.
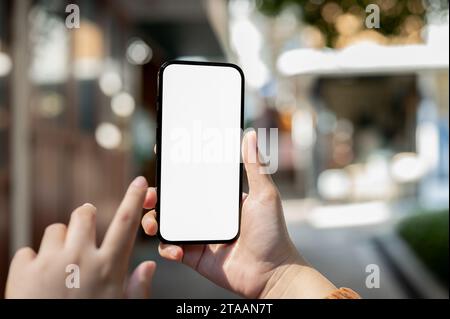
<box><xmin>101</xmin><ymin>176</ymin><xmax>148</xmax><ymax>259</ymax></box>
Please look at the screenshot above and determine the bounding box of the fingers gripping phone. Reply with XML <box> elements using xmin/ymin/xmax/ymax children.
<box><xmin>156</xmin><ymin>61</ymin><xmax>244</xmax><ymax>243</ymax></box>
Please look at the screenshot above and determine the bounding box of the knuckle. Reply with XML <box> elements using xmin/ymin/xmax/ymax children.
<box><xmin>97</xmin><ymin>253</ymin><xmax>116</xmax><ymax>281</ymax></box>
<box><xmin>118</xmin><ymin>208</ymin><xmax>135</xmax><ymax>224</ymax></box>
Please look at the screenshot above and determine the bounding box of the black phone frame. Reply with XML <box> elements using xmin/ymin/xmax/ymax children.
<box><xmin>156</xmin><ymin>60</ymin><xmax>245</xmax><ymax>244</ymax></box>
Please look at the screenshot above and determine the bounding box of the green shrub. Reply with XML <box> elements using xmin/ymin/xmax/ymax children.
<box><xmin>398</xmin><ymin>210</ymin><xmax>449</xmax><ymax>286</ymax></box>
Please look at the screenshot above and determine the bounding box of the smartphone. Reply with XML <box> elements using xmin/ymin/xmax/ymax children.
<box><xmin>156</xmin><ymin>60</ymin><xmax>244</xmax><ymax>243</ymax></box>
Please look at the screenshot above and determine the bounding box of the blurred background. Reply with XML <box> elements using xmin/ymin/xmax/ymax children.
<box><xmin>0</xmin><ymin>0</ymin><xmax>448</xmax><ymax>298</ymax></box>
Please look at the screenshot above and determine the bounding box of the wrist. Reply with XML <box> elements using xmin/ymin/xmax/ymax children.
<box><xmin>259</xmin><ymin>257</ymin><xmax>337</xmax><ymax>299</ymax></box>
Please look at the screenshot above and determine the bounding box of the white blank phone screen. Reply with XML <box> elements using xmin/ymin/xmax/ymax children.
<box><xmin>159</xmin><ymin>63</ymin><xmax>242</xmax><ymax>242</ymax></box>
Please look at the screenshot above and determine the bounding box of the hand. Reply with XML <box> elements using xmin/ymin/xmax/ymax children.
<box><xmin>6</xmin><ymin>177</ymin><xmax>156</xmax><ymax>299</ymax></box>
<box><xmin>142</xmin><ymin>131</ymin><xmax>337</xmax><ymax>298</ymax></box>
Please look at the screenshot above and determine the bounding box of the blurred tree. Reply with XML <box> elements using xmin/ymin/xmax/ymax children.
<box><xmin>256</xmin><ymin>0</ymin><xmax>448</xmax><ymax>47</ymax></box>
<box><xmin>398</xmin><ymin>210</ymin><xmax>449</xmax><ymax>286</ymax></box>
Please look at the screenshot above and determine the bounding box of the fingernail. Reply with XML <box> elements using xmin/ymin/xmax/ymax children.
<box><xmin>144</xmin><ymin>217</ymin><xmax>153</xmax><ymax>232</ymax></box>
<box><xmin>246</xmin><ymin>129</ymin><xmax>256</xmax><ymax>140</ymax></box>
<box><xmin>169</xmin><ymin>247</ymin><xmax>179</xmax><ymax>259</ymax></box>
<box><xmin>83</xmin><ymin>203</ymin><xmax>96</xmax><ymax>209</ymax></box>
<box><xmin>132</xmin><ymin>176</ymin><xmax>148</xmax><ymax>188</ymax></box>
<box><xmin>141</xmin><ymin>263</ymin><xmax>153</xmax><ymax>281</ymax></box>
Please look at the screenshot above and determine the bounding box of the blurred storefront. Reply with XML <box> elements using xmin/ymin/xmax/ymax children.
<box><xmin>217</xmin><ymin>0</ymin><xmax>449</xmax><ymax>205</ymax></box>
<box><xmin>0</xmin><ymin>0</ymin><xmax>227</xmax><ymax>296</ymax></box>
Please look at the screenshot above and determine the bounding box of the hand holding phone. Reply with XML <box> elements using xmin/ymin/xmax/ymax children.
<box><xmin>142</xmin><ymin>132</ymin><xmax>337</xmax><ymax>298</ymax></box>
<box><xmin>146</xmin><ymin>62</ymin><xmax>338</xmax><ymax>299</ymax></box>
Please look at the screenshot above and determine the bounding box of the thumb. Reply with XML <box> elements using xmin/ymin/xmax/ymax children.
<box><xmin>242</xmin><ymin>130</ymin><xmax>275</xmax><ymax>195</ymax></box>
<box><xmin>126</xmin><ymin>261</ymin><xmax>156</xmax><ymax>299</ymax></box>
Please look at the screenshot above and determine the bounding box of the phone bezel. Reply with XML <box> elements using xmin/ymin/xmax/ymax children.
<box><xmin>156</xmin><ymin>60</ymin><xmax>245</xmax><ymax>244</ymax></box>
